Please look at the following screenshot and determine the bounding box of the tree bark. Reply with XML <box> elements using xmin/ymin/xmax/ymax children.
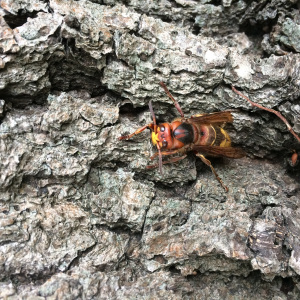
<box><xmin>1</xmin><ymin>0</ymin><xmax>300</xmax><ymax>298</ymax></box>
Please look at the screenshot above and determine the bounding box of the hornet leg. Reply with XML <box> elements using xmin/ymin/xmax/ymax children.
<box><xmin>146</xmin><ymin>155</ymin><xmax>187</xmax><ymax>169</ymax></box>
<box><xmin>150</xmin><ymin>149</ymin><xmax>185</xmax><ymax>160</ymax></box>
<box><xmin>196</xmin><ymin>153</ymin><xmax>229</xmax><ymax>192</ymax></box>
<box><xmin>118</xmin><ymin>123</ymin><xmax>154</xmax><ymax>140</ymax></box>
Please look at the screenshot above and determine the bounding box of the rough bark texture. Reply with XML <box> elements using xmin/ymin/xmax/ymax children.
<box><xmin>1</xmin><ymin>0</ymin><xmax>300</xmax><ymax>299</ymax></box>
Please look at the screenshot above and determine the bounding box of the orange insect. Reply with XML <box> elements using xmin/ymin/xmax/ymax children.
<box><xmin>119</xmin><ymin>82</ymin><xmax>246</xmax><ymax>191</ymax></box>
<box><xmin>290</xmin><ymin>150</ymin><xmax>299</xmax><ymax>167</ymax></box>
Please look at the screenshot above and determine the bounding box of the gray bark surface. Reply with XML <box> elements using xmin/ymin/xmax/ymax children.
<box><xmin>1</xmin><ymin>0</ymin><xmax>300</xmax><ymax>299</ymax></box>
